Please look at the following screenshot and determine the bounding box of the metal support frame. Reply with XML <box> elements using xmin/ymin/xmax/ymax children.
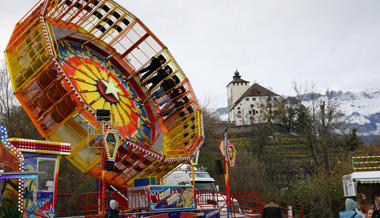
<box><xmin>85</xmin><ymin>120</ymin><xmax>119</xmax><ymax>216</ymax></box>
<box><xmin>86</xmin><ymin>121</ymin><xmax>119</xmax><ymax>149</ymax></box>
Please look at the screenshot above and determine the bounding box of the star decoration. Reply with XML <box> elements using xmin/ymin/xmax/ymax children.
<box><xmin>102</xmin><ymin>79</ymin><xmax>121</xmax><ymax>100</ymax></box>
<box><xmin>43</xmin><ymin>206</ymin><xmax>56</xmax><ymax>218</ymax></box>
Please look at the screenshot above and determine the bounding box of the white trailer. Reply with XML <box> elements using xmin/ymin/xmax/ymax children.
<box><xmin>343</xmin><ymin>170</ymin><xmax>380</xmax><ymax>216</ymax></box>
<box><xmin>343</xmin><ymin>171</ymin><xmax>380</xmax><ymax>200</ymax></box>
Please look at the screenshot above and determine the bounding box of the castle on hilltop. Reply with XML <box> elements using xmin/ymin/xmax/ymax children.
<box><xmin>226</xmin><ymin>70</ymin><xmax>280</xmax><ymax>125</ymax></box>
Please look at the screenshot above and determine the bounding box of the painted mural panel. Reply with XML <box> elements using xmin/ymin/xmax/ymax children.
<box><xmin>1</xmin><ymin>178</ymin><xmax>22</xmax><ymax>218</ymax></box>
<box><xmin>148</xmin><ymin>185</ymin><xmax>195</xmax><ymax>212</ymax></box>
<box><xmin>23</xmin><ymin>153</ymin><xmax>57</xmax><ymax>217</ymax></box>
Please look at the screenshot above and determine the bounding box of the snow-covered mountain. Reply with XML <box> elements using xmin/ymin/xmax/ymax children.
<box><xmin>211</xmin><ymin>107</ymin><xmax>228</xmax><ymax>121</ymax></box>
<box><xmin>309</xmin><ymin>89</ymin><xmax>380</xmax><ymax>144</ymax></box>
<box><xmin>213</xmin><ymin>89</ymin><xmax>380</xmax><ymax>144</ymax></box>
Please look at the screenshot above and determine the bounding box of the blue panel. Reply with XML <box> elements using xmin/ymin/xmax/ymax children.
<box><xmin>134</xmin><ymin>178</ymin><xmax>150</xmax><ymax>187</ymax></box>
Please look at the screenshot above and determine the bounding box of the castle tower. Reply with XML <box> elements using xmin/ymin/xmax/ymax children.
<box><xmin>226</xmin><ymin>70</ymin><xmax>250</xmax><ymax>111</ymax></box>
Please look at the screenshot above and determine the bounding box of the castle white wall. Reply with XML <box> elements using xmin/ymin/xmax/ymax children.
<box><xmin>229</xmin><ymin>96</ymin><xmax>279</xmax><ymax>126</ymax></box>
<box><xmin>226</xmin><ymin>82</ymin><xmax>250</xmax><ymax>111</ymax></box>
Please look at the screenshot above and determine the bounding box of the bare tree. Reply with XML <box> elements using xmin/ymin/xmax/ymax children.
<box><xmin>229</xmin><ymin>150</ymin><xmax>270</xmax><ymax>192</ymax></box>
<box><xmin>0</xmin><ymin>60</ymin><xmax>19</xmax><ymax>134</ymax></box>
<box><xmin>278</xmin><ymin>82</ymin><xmax>348</xmax><ymax>172</ymax></box>
<box><xmin>0</xmin><ymin>60</ymin><xmax>41</xmax><ymax>139</ymax></box>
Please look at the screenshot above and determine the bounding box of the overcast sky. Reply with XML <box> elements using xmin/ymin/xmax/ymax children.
<box><xmin>1</xmin><ymin>0</ymin><xmax>380</xmax><ymax>108</ymax></box>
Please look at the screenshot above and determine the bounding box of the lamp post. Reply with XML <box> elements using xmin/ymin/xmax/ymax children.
<box><xmin>223</xmin><ymin>129</ymin><xmax>231</xmax><ymax>218</ymax></box>
<box><xmin>219</xmin><ymin>128</ymin><xmax>237</xmax><ymax>218</ymax></box>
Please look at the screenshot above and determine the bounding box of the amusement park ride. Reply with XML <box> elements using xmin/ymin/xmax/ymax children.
<box><xmin>2</xmin><ymin>0</ymin><xmax>207</xmax><ymax>217</ymax></box>
<box><xmin>2</xmin><ymin>0</ymin><xmax>305</xmax><ymax>217</ymax></box>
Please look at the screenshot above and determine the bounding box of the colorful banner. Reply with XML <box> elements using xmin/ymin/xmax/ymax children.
<box><xmin>148</xmin><ymin>185</ymin><xmax>196</xmax><ymax>211</ymax></box>
<box><xmin>130</xmin><ymin>208</ymin><xmax>220</xmax><ymax>218</ymax></box>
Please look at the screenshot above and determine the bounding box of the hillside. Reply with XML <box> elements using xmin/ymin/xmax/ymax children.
<box><xmin>214</xmin><ymin>89</ymin><xmax>380</xmax><ymax>144</ymax></box>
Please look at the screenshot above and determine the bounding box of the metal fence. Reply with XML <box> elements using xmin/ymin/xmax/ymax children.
<box><xmin>56</xmin><ymin>190</ymin><xmax>304</xmax><ymax>217</ymax></box>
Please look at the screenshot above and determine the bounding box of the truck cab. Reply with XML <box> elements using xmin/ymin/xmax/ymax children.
<box><xmin>163</xmin><ymin>164</ymin><xmax>217</xmax><ymax>191</ymax></box>
<box><xmin>190</xmin><ymin>171</ymin><xmax>218</xmax><ymax>191</ymax></box>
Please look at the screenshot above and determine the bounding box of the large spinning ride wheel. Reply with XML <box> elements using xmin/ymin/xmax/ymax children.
<box><xmin>5</xmin><ymin>0</ymin><xmax>204</xmax><ymax>188</ymax></box>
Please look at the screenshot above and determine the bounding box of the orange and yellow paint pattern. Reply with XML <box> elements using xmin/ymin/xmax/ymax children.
<box><xmin>56</xmin><ymin>40</ymin><xmax>156</xmax><ymax>145</ymax></box>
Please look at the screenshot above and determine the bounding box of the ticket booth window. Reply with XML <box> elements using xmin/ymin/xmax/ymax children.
<box><xmin>37</xmin><ymin>158</ymin><xmax>56</xmax><ymax>192</ymax></box>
